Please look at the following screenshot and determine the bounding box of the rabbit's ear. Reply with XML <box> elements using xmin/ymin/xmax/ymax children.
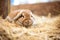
<box><xmin>13</xmin><ymin>10</ymin><xmax>23</xmax><ymax>20</ymax></box>
<box><xmin>13</xmin><ymin>10</ymin><xmax>26</xmax><ymax>20</ymax></box>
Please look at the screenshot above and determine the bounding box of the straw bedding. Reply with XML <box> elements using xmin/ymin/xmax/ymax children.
<box><xmin>0</xmin><ymin>15</ymin><xmax>60</xmax><ymax>40</ymax></box>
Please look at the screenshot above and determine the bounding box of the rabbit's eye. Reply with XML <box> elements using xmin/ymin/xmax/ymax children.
<box><xmin>20</xmin><ymin>14</ymin><xmax>24</xmax><ymax>18</ymax></box>
<box><xmin>31</xmin><ymin>15</ymin><xmax>33</xmax><ymax>17</ymax></box>
<box><xmin>15</xmin><ymin>14</ymin><xmax>24</xmax><ymax>21</ymax></box>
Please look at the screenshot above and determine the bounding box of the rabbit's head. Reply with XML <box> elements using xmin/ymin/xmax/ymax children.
<box><xmin>6</xmin><ymin>9</ymin><xmax>34</xmax><ymax>27</ymax></box>
<box><xmin>16</xmin><ymin>10</ymin><xmax>34</xmax><ymax>27</ymax></box>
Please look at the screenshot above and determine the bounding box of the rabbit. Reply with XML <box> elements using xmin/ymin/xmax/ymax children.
<box><xmin>6</xmin><ymin>9</ymin><xmax>34</xmax><ymax>27</ymax></box>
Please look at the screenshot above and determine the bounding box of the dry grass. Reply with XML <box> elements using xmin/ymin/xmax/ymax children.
<box><xmin>0</xmin><ymin>15</ymin><xmax>60</xmax><ymax>40</ymax></box>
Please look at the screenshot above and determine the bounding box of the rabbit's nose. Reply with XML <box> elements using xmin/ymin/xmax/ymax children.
<box><xmin>23</xmin><ymin>19</ymin><xmax>33</xmax><ymax>27</ymax></box>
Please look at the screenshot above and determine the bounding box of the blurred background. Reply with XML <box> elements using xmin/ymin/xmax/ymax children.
<box><xmin>0</xmin><ymin>0</ymin><xmax>60</xmax><ymax>18</ymax></box>
<box><xmin>11</xmin><ymin>0</ymin><xmax>59</xmax><ymax>5</ymax></box>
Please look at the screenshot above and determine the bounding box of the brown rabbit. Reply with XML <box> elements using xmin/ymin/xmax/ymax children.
<box><xmin>6</xmin><ymin>9</ymin><xmax>34</xmax><ymax>27</ymax></box>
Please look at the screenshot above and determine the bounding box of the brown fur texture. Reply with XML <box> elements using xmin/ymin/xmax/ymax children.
<box><xmin>6</xmin><ymin>9</ymin><xmax>34</xmax><ymax>27</ymax></box>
